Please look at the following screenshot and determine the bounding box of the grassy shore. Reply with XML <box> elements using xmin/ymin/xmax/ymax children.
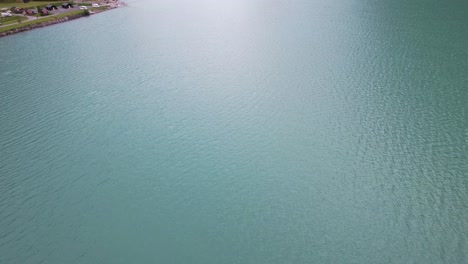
<box><xmin>0</xmin><ymin>15</ymin><xmax>28</xmax><ymax>25</ymax></box>
<box><xmin>0</xmin><ymin>0</ymin><xmax>113</xmax><ymax>35</ymax></box>
<box><xmin>0</xmin><ymin>1</ymin><xmax>102</xmax><ymax>9</ymax></box>
<box><xmin>0</xmin><ymin>10</ymin><xmax>86</xmax><ymax>33</ymax></box>
<box><xmin>0</xmin><ymin>1</ymin><xmax>64</xmax><ymax>9</ymax></box>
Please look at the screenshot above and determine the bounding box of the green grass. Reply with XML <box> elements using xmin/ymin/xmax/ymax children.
<box><xmin>0</xmin><ymin>9</ymin><xmax>85</xmax><ymax>33</ymax></box>
<box><xmin>0</xmin><ymin>15</ymin><xmax>28</xmax><ymax>25</ymax></box>
<box><xmin>0</xmin><ymin>1</ymin><xmax>66</xmax><ymax>9</ymax></box>
<box><xmin>90</xmin><ymin>6</ymin><xmax>109</xmax><ymax>11</ymax></box>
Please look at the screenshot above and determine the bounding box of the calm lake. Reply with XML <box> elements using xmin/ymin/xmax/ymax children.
<box><xmin>0</xmin><ymin>0</ymin><xmax>467</xmax><ymax>263</ymax></box>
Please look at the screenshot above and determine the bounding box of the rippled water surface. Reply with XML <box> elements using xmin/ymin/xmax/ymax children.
<box><xmin>1</xmin><ymin>0</ymin><xmax>467</xmax><ymax>263</ymax></box>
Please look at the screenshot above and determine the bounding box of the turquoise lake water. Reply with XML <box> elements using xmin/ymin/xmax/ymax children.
<box><xmin>1</xmin><ymin>0</ymin><xmax>467</xmax><ymax>263</ymax></box>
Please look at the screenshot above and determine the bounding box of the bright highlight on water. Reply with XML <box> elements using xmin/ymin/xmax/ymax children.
<box><xmin>0</xmin><ymin>0</ymin><xmax>467</xmax><ymax>263</ymax></box>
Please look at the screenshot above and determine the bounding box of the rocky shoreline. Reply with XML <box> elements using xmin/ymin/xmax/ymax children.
<box><xmin>0</xmin><ymin>1</ymin><xmax>126</xmax><ymax>38</ymax></box>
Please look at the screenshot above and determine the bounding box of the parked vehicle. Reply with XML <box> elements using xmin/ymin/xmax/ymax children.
<box><xmin>79</xmin><ymin>6</ymin><xmax>88</xmax><ymax>10</ymax></box>
<box><xmin>45</xmin><ymin>5</ymin><xmax>58</xmax><ymax>11</ymax></box>
<box><xmin>25</xmin><ymin>9</ymin><xmax>37</xmax><ymax>15</ymax></box>
<box><xmin>1</xmin><ymin>12</ymin><xmax>12</xmax><ymax>17</ymax></box>
<box><xmin>61</xmin><ymin>3</ymin><xmax>74</xmax><ymax>9</ymax></box>
<box><xmin>92</xmin><ymin>3</ymin><xmax>100</xmax><ymax>8</ymax></box>
<box><xmin>10</xmin><ymin>7</ymin><xmax>24</xmax><ymax>14</ymax></box>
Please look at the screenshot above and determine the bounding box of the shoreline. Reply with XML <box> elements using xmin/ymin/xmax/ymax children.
<box><xmin>0</xmin><ymin>1</ymin><xmax>126</xmax><ymax>38</ymax></box>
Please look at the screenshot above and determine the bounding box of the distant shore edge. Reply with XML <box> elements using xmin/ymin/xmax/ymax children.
<box><xmin>0</xmin><ymin>2</ymin><xmax>126</xmax><ymax>38</ymax></box>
